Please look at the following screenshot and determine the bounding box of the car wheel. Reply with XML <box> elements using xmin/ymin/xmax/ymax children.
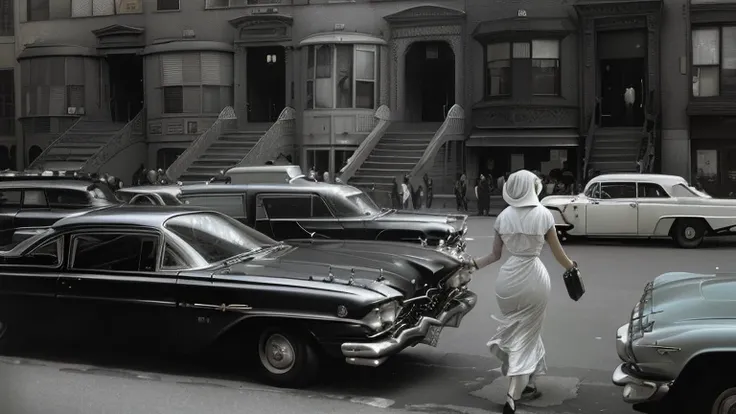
<box><xmin>673</xmin><ymin>219</ymin><xmax>707</xmax><ymax>249</ymax></box>
<box><xmin>257</xmin><ymin>327</ymin><xmax>319</xmax><ymax>388</ymax></box>
<box><xmin>712</xmin><ymin>386</ymin><xmax>736</xmax><ymax>414</ymax></box>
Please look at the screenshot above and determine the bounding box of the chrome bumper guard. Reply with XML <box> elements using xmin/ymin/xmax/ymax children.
<box><xmin>612</xmin><ymin>363</ymin><xmax>671</xmax><ymax>404</ymax></box>
<box><xmin>341</xmin><ymin>290</ymin><xmax>477</xmax><ymax>367</ymax></box>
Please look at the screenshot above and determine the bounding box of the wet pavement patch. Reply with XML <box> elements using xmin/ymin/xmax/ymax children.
<box><xmin>469</xmin><ymin>375</ymin><xmax>580</xmax><ymax>408</ymax></box>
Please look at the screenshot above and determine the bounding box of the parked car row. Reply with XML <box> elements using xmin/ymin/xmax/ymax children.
<box><xmin>0</xmin><ymin>169</ymin><xmax>475</xmax><ymax>388</ymax></box>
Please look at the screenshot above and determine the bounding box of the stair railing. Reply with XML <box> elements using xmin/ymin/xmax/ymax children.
<box><xmin>582</xmin><ymin>97</ymin><xmax>601</xmax><ymax>181</ymax></box>
<box><xmin>27</xmin><ymin>116</ymin><xmax>84</xmax><ymax>171</ymax></box>
<box><xmin>637</xmin><ymin>89</ymin><xmax>657</xmax><ymax>173</ymax></box>
<box><xmin>82</xmin><ymin>108</ymin><xmax>146</xmax><ymax>174</ymax></box>
<box><xmin>408</xmin><ymin>104</ymin><xmax>464</xmax><ymax>186</ymax></box>
<box><xmin>234</xmin><ymin>107</ymin><xmax>296</xmax><ymax>167</ymax></box>
<box><xmin>337</xmin><ymin>105</ymin><xmax>391</xmax><ymax>183</ymax></box>
<box><xmin>165</xmin><ymin>106</ymin><xmax>236</xmax><ymax>182</ymax></box>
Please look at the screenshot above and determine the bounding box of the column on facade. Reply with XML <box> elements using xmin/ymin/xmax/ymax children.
<box><xmin>379</xmin><ymin>45</ymin><xmax>389</xmax><ymax>108</ymax></box>
<box><xmin>284</xmin><ymin>46</ymin><xmax>294</xmax><ymax>109</ymax></box>
<box><xmin>233</xmin><ymin>45</ymin><xmax>247</xmax><ymax>129</ymax></box>
<box><xmin>451</xmin><ymin>35</ymin><xmax>463</xmax><ymax>111</ymax></box>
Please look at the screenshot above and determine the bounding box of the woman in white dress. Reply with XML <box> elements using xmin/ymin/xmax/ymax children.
<box><xmin>470</xmin><ymin>169</ymin><xmax>576</xmax><ymax>414</ymax></box>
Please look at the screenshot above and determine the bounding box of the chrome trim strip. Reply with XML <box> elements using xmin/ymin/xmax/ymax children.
<box><xmin>56</xmin><ymin>296</ymin><xmax>176</xmax><ymax>307</ymax></box>
<box><xmin>611</xmin><ymin>363</ymin><xmax>671</xmax><ymax>404</ymax></box>
<box><xmin>179</xmin><ymin>303</ymin><xmax>253</xmax><ymax>312</ymax></box>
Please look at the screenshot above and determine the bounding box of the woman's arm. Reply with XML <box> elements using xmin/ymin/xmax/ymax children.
<box><xmin>472</xmin><ymin>232</ymin><xmax>503</xmax><ymax>269</ymax></box>
<box><xmin>545</xmin><ymin>227</ymin><xmax>575</xmax><ymax>270</ymax></box>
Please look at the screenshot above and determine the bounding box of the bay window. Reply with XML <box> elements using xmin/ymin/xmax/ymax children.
<box><xmin>692</xmin><ymin>27</ymin><xmax>736</xmax><ymax>97</ymax></box>
<box><xmin>305</xmin><ymin>44</ymin><xmax>377</xmax><ymax>110</ymax></box>
<box><xmin>160</xmin><ymin>52</ymin><xmax>233</xmax><ymax>114</ymax></box>
<box><xmin>485</xmin><ymin>39</ymin><xmax>561</xmax><ymax>98</ymax></box>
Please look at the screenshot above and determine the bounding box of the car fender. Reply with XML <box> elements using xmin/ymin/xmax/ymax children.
<box><xmin>653</xmin><ymin>215</ymin><xmax>732</xmax><ymax>237</ymax></box>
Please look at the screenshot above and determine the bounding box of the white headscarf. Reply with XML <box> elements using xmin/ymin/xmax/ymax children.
<box><xmin>502</xmin><ymin>169</ymin><xmax>543</xmax><ymax>208</ymax></box>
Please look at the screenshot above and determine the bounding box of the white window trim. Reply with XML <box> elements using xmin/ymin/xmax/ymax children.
<box><xmin>306</xmin><ymin>44</ymin><xmax>378</xmax><ymax>110</ymax></box>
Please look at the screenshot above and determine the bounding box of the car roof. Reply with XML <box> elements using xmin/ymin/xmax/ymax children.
<box><xmin>588</xmin><ymin>173</ymin><xmax>687</xmax><ymax>187</ymax></box>
<box><xmin>0</xmin><ymin>179</ymin><xmax>97</xmax><ymax>191</ymax></box>
<box><xmin>117</xmin><ymin>185</ymin><xmax>182</xmax><ymax>196</ymax></box>
<box><xmin>180</xmin><ymin>181</ymin><xmax>363</xmax><ymax>197</ymax></box>
<box><xmin>52</xmin><ymin>205</ymin><xmax>211</xmax><ymax>229</ymax></box>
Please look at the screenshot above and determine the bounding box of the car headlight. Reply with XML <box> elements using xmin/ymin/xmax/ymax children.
<box><xmin>445</xmin><ymin>269</ymin><xmax>471</xmax><ymax>290</ymax></box>
<box><xmin>362</xmin><ymin>300</ymin><xmax>401</xmax><ymax>331</ymax></box>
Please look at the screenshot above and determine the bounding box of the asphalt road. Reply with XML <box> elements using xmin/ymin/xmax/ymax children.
<box><xmin>2</xmin><ymin>217</ymin><xmax>733</xmax><ymax>414</ymax></box>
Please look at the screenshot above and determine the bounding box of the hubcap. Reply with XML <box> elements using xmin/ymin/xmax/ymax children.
<box><xmin>684</xmin><ymin>226</ymin><xmax>697</xmax><ymax>240</ymax></box>
<box><xmin>714</xmin><ymin>390</ymin><xmax>736</xmax><ymax>414</ymax></box>
<box><xmin>259</xmin><ymin>333</ymin><xmax>296</xmax><ymax>375</ymax></box>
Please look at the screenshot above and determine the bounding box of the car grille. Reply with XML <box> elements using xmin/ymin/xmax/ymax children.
<box><xmin>629</xmin><ymin>281</ymin><xmax>654</xmax><ymax>342</ymax></box>
<box><xmin>389</xmin><ymin>287</ymin><xmax>460</xmax><ymax>336</ymax></box>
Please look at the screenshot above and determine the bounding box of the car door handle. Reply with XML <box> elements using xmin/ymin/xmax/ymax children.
<box><xmin>591</xmin><ymin>200</ymin><xmax>600</xmax><ymax>205</ymax></box>
<box><xmin>629</xmin><ymin>203</ymin><xmax>637</xmax><ymax>208</ymax></box>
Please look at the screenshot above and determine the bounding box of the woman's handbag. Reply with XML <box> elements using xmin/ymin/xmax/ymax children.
<box><xmin>563</xmin><ymin>262</ymin><xmax>585</xmax><ymax>301</ymax></box>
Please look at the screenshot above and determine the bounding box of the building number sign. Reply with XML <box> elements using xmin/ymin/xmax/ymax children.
<box><xmin>517</xmin><ymin>9</ymin><xmax>527</xmax><ymax>17</ymax></box>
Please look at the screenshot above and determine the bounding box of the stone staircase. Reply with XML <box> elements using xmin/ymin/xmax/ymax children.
<box><xmin>29</xmin><ymin>119</ymin><xmax>127</xmax><ymax>171</ymax></box>
<box><xmin>588</xmin><ymin>127</ymin><xmax>646</xmax><ymax>174</ymax></box>
<box><xmin>178</xmin><ymin>131</ymin><xmax>264</xmax><ymax>183</ymax></box>
<box><xmin>348</xmin><ymin>131</ymin><xmax>433</xmax><ymax>193</ymax></box>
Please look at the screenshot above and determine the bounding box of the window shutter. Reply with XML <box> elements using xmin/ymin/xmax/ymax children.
<box><xmin>92</xmin><ymin>0</ymin><xmax>114</xmax><ymax>16</ymax></box>
<box><xmin>36</xmin><ymin>85</ymin><xmax>50</xmax><ymax>115</ymax></box>
<box><xmin>182</xmin><ymin>53</ymin><xmax>201</xmax><ymax>84</ymax></box>
<box><xmin>201</xmin><ymin>52</ymin><xmax>222</xmax><ymax>85</ymax></box>
<box><xmin>161</xmin><ymin>54</ymin><xmax>183</xmax><ymax>86</ymax></box>
<box><xmin>49</xmin><ymin>86</ymin><xmax>65</xmax><ymax>115</ymax></box>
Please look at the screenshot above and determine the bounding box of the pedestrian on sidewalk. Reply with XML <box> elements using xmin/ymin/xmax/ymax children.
<box><xmin>423</xmin><ymin>173</ymin><xmax>434</xmax><ymax>208</ymax></box>
<box><xmin>468</xmin><ymin>169</ymin><xmax>577</xmax><ymax>414</ymax></box>
<box><xmin>454</xmin><ymin>173</ymin><xmax>468</xmax><ymax>211</ymax></box>
<box><xmin>391</xmin><ymin>176</ymin><xmax>401</xmax><ymax>209</ymax></box>
<box><xmin>401</xmin><ymin>175</ymin><xmax>414</xmax><ymax>210</ymax></box>
<box><xmin>476</xmin><ymin>174</ymin><xmax>491</xmax><ymax>216</ymax></box>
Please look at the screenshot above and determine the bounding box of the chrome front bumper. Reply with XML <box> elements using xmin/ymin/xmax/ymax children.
<box><xmin>613</xmin><ymin>323</ymin><xmax>672</xmax><ymax>404</ymax></box>
<box><xmin>341</xmin><ymin>290</ymin><xmax>477</xmax><ymax>367</ymax></box>
<box><xmin>612</xmin><ymin>363</ymin><xmax>671</xmax><ymax>404</ymax></box>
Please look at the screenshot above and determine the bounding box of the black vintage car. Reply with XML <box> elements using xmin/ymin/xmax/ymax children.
<box><xmin>0</xmin><ymin>176</ymin><xmax>119</xmax><ymax>246</ymax></box>
<box><xmin>117</xmin><ymin>181</ymin><xmax>468</xmax><ymax>248</ymax></box>
<box><xmin>0</xmin><ymin>206</ymin><xmax>477</xmax><ymax>387</ymax></box>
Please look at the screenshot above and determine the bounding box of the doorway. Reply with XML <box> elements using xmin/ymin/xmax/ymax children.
<box><xmin>247</xmin><ymin>46</ymin><xmax>286</xmax><ymax>123</ymax></box>
<box><xmin>599</xmin><ymin>58</ymin><xmax>646</xmax><ymax>127</ymax></box>
<box><xmin>107</xmin><ymin>54</ymin><xmax>144</xmax><ymax>123</ymax></box>
<box><xmin>404</xmin><ymin>41</ymin><xmax>455</xmax><ymax>122</ymax></box>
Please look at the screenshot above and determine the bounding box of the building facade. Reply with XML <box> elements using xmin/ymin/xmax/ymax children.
<box><xmin>4</xmin><ymin>0</ymin><xmax>707</xmax><ymax>196</ymax></box>
<box><xmin>0</xmin><ymin>0</ymin><xmax>15</xmax><ymax>170</ymax></box>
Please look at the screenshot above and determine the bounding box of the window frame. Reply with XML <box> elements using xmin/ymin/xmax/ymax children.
<box><xmin>636</xmin><ymin>182</ymin><xmax>671</xmax><ymax>198</ymax></box>
<box><xmin>21</xmin><ymin>189</ymin><xmax>48</xmax><ymax>209</ymax></box>
<box><xmin>0</xmin><ymin>189</ymin><xmax>21</xmax><ymax>208</ymax></box>
<box><xmin>691</xmin><ymin>25</ymin><xmax>736</xmax><ymax>98</ymax></box>
<box><xmin>46</xmin><ymin>188</ymin><xmax>92</xmax><ymax>209</ymax></box>
<box><xmin>69</xmin><ymin>230</ymin><xmax>163</xmax><ymax>274</ymax></box>
<box><xmin>261</xmin><ymin>194</ymin><xmax>312</xmax><ymax>219</ymax></box>
<box><xmin>305</xmin><ymin>44</ymin><xmax>378</xmax><ymax>110</ymax></box>
<box><xmin>311</xmin><ymin>195</ymin><xmax>335</xmax><ymax>219</ymax></box>
<box><xmin>484</xmin><ymin>39</ymin><xmax>561</xmax><ymax>99</ymax></box>
<box><xmin>599</xmin><ymin>182</ymin><xmax>637</xmax><ymax>199</ymax></box>
<box><xmin>27</xmin><ymin>0</ymin><xmax>49</xmax><ymax>22</ymax></box>
<box><xmin>1</xmin><ymin>235</ymin><xmax>64</xmax><ymax>269</ymax></box>
<box><xmin>159</xmin><ymin>53</ymin><xmax>234</xmax><ymax>115</ymax></box>
<box><xmin>0</xmin><ymin>0</ymin><xmax>13</xmax><ymax>38</ymax></box>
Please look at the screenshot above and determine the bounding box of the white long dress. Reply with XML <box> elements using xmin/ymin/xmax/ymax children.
<box><xmin>488</xmin><ymin>204</ymin><xmax>555</xmax><ymax>378</ymax></box>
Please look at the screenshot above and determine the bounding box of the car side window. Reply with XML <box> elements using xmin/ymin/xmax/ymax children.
<box><xmin>637</xmin><ymin>183</ymin><xmax>669</xmax><ymax>198</ymax></box>
<box><xmin>0</xmin><ymin>236</ymin><xmax>64</xmax><ymax>267</ymax></box>
<box><xmin>162</xmin><ymin>242</ymin><xmax>188</xmax><ymax>270</ymax></box>
<box><xmin>599</xmin><ymin>183</ymin><xmax>636</xmax><ymax>199</ymax></box>
<box><xmin>46</xmin><ymin>189</ymin><xmax>91</xmax><ymax>208</ymax></box>
<box><xmin>585</xmin><ymin>183</ymin><xmax>601</xmax><ymax>199</ymax></box>
<box><xmin>182</xmin><ymin>195</ymin><xmax>245</xmax><ymax>218</ymax></box>
<box><xmin>22</xmin><ymin>190</ymin><xmax>48</xmax><ymax>208</ymax></box>
<box><xmin>71</xmin><ymin>233</ymin><xmax>159</xmax><ymax>272</ymax></box>
<box><xmin>262</xmin><ymin>196</ymin><xmax>311</xmax><ymax>219</ymax></box>
<box><xmin>312</xmin><ymin>196</ymin><xmax>333</xmax><ymax>218</ymax></box>
<box><xmin>0</xmin><ymin>190</ymin><xmax>21</xmax><ymax>208</ymax></box>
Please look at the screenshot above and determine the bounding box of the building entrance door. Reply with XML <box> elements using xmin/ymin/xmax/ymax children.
<box><xmin>600</xmin><ymin>58</ymin><xmax>646</xmax><ymax>127</ymax></box>
<box><xmin>107</xmin><ymin>54</ymin><xmax>144</xmax><ymax>123</ymax></box>
<box><xmin>404</xmin><ymin>41</ymin><xmax>455</xmax><ymax>122</ymax></box>
<box><xmin>247</xmin><ymin>46</ymin><xmax>286</xmax><ymax>123</ymax></box>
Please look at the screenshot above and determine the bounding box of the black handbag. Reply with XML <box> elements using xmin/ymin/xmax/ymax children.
<box><xmin>563</xmin><ymin>262</ymin><xmax>585</xmax><ymax>301</ymax></box>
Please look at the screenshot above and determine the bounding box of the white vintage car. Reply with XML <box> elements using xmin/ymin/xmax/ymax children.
<box><xmin>542</xmin><ymin>173</ymin><xmax>736</xmax><ymax>248</ymax></box>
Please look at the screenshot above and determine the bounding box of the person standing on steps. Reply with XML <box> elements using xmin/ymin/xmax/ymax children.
<box><xmin>468</xmin><ymin>169</ymin><xmax>577</xmax><ymax>414</ymax></box>
<box><xmin>423</xmin><ymin>173</ymin><xmax>434</xmax><ymax>209</ymax></box>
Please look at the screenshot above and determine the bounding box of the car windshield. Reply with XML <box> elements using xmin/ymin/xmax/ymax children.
<box><xmin>345</xmin><ymin>191</ymin><xmax>381</xmax><ymax>216</ymax></box>
<box><xmin>88</xmin><ymin>183</ymin><xmax>117</xmax><ymax>202</ymax></box>
<box><xmin>164</xmin><ymin>212</ymin><xmax>276</xmax><ymax>264</ymax></box>
<box><xmin>159</xmin><ymin>192</ymin><xmax>183</xmax><ymax>205</ymax></box>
